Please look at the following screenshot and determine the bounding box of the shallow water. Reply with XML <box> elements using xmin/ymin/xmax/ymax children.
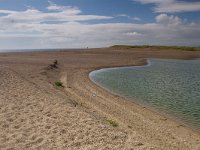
<box><xmin>89</xmin><ymin>59</ymin><xmax>200</xmax><ymax>130</ymax></box>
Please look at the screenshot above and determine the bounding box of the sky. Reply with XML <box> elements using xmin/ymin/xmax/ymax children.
<box><xmin>0</xmin><ymin>0</ymin><xmax>200</xmax><ymax>50</ymax></box>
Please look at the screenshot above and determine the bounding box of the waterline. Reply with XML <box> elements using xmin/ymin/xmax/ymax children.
<box><xmin>89</xmin><ymin>59</ymin><xmax>200</xmax><ymax>131</ymax></box>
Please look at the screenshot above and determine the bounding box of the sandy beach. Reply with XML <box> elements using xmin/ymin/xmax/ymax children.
<box><xmin>0</xmin><ymin>48</ymin><xmax>200</xmax><ymax>149</ymax></box>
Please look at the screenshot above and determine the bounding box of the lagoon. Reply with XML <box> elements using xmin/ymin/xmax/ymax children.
<box><xmin>89</xmin><ymin>59</ymin><xmax>200</xmax><ymax>130</ymax></box>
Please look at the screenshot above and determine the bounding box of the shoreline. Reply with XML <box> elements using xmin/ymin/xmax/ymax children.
<box><xmin>66</xmin><ymin>64</ymin><xmax>200</xmax><ymax>148</ymax></box>
<box><xmin>63</xmin><ymin>52</ymin><xmax>199</xmax><ymax>148</ymax></box>
<box><xmin>88</xmin><ymin>58</ymin><xmax>200</xmax><ymax>134</ymax></box>
<box><xmin>1</xmin><ymin>48</ymin><xmax>200</xmax><ymax>149</ymax></box>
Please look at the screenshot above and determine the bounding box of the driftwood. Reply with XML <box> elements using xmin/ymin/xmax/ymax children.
<box><xmin>48</xmin><ymin>60</ymin><xmax>58</xmax><ymax>70</ymax></box>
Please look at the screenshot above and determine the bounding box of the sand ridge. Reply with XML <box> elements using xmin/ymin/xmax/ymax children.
<box><xmin>62</xmin><ymin>68</ymin><xmax>200</xmax><ymax>150</ymax></box>
<box><xmin>0</xmin><ymin>66</ymin><xmax>155</xmax><ymax>149</ymax></box>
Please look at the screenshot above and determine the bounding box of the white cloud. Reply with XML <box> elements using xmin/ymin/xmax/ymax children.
<box><xmin>134</xmin><ymin>0</ymin><xmax>200</xmax><ymax>13</ymax></box>
<box><xmin>47</xmin><ymin>1</ymin><xmax>81</xmax><ymax>14</ymax></box>
<box><xmin>0</xmin><ymin>10</ymin><xmax>17</xmax><ymax>14</ymax></box>
<box><xmin>0</xmin><ymin>5</ymin><xmax>199</xmax><ymax>50</ymax></box>
<box><xmin>117</xmin><ymin>14</ymin><xmax>141</xmax><ymax>21</ymax></box>
<box><xmin>0</xmin><ymin>4</ymin><xmax>112</xmax><ymax>25</ymax></box>
<box><xmin>134</xmin><ymin>0</ymin><xmax>173</xmax><ymax>4</ymax></box>
<box><xmin>132</xmin><ymin>17</ymin><xmax>141</xmax><ymax>21</ymax></box>
<box><xmin>124</xmin><ymin>32</ymin><xmax>142</xmax><ymax>36</ymax></box>
<box><xmin>117</xmin><ymin>14</ymin><xmax>130</xmax><ymax>17</ymax></box>
<box><xmin>155</xmin><ymin>14</ymin><xmax>182</xmax><ymax>26</ymax></box>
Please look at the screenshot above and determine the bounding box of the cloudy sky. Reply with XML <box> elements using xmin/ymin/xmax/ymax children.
<box><xmin>0</xmin><ymin>0</ymin><xmax>200</xmax><ymax>50</ymax></box>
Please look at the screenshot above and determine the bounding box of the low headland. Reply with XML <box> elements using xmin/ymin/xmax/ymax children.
<box><xmin>0</xmin><ymin>46</ymin><xmax>200</xmax><ymax>149</ymax></box>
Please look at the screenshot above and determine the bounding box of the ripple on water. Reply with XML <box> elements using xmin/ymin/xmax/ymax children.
<box><xmin>90</xmin><ymin>59</ymin><xmax>200</xmax><ymax>131</ymax></box>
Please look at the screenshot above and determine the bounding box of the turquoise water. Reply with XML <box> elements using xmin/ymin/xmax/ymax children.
<box><xmin>89</xmin><ymin>59</ymin><xmax>200</xmax><ymax>130</ymax></box>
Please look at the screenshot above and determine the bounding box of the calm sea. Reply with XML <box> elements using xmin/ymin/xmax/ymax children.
<box><xmin>89</xmin><ymin>59</ymin><xmax>200</xmax><ymax>130</ymax></box>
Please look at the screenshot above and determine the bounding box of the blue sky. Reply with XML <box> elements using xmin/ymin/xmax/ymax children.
<box><xmin>0</xmin><ymin>0</ymin><xmax>200</xmax><ymax>50</ymax></box>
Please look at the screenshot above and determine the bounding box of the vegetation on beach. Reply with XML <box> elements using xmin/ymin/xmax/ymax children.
<box><xmin>54</xmin><ymin>81</ymin><xmax>64</xmax><ymax>87</ymax></box>
<box><xmin>106</xmin><ymin>119</ymin><xmax>118</xmax><ymax>127</ymax></box>
<box><xmin>110</xmin><ymin>45</ymin><xmax>200</xmax><ymax>51</ymax></box>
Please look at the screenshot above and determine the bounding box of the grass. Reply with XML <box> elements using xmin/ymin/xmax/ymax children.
<box><xmin>110</xmin><ymin>45</ymin><xmax>200</xmax><ymax>51</ymax></box>
<box><xmin>106</xmin><ymin>119</ymin><xmax>118</xmax><ymax>127</ymax></box>
<box><xmin>54</xmin><ymin>81</ymin><xmax>64</xmax><ymax>87</ymax></box>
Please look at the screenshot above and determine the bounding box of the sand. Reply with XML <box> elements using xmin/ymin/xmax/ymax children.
<box><xmin>0</xmin><ymin>48</ymin><xmax>200</xmax><ymax>149</ymax></box>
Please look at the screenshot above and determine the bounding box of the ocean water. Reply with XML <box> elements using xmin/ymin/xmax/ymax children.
<box><xmin>89</xmin><ymin>59</ymin><xmax>200</xmax><ymax>130</ymax></box>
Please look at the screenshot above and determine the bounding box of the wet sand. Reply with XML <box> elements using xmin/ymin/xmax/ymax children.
<box><xmin>0</xmin><ymin>48</ymin><xmax>200</xmax><ymax>149</ymax></box>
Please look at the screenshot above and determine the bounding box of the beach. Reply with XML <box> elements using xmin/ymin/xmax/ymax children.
<box><xmin>0</xmin><ymin>48</ymin><xmax>200</xmax><ymax>149</ymax></box>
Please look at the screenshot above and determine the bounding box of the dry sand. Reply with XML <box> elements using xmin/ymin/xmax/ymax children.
<box><xmin>0</xmin><ymin>48</ymin><xmax>200</xmax><ymax>149</ymax></box>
